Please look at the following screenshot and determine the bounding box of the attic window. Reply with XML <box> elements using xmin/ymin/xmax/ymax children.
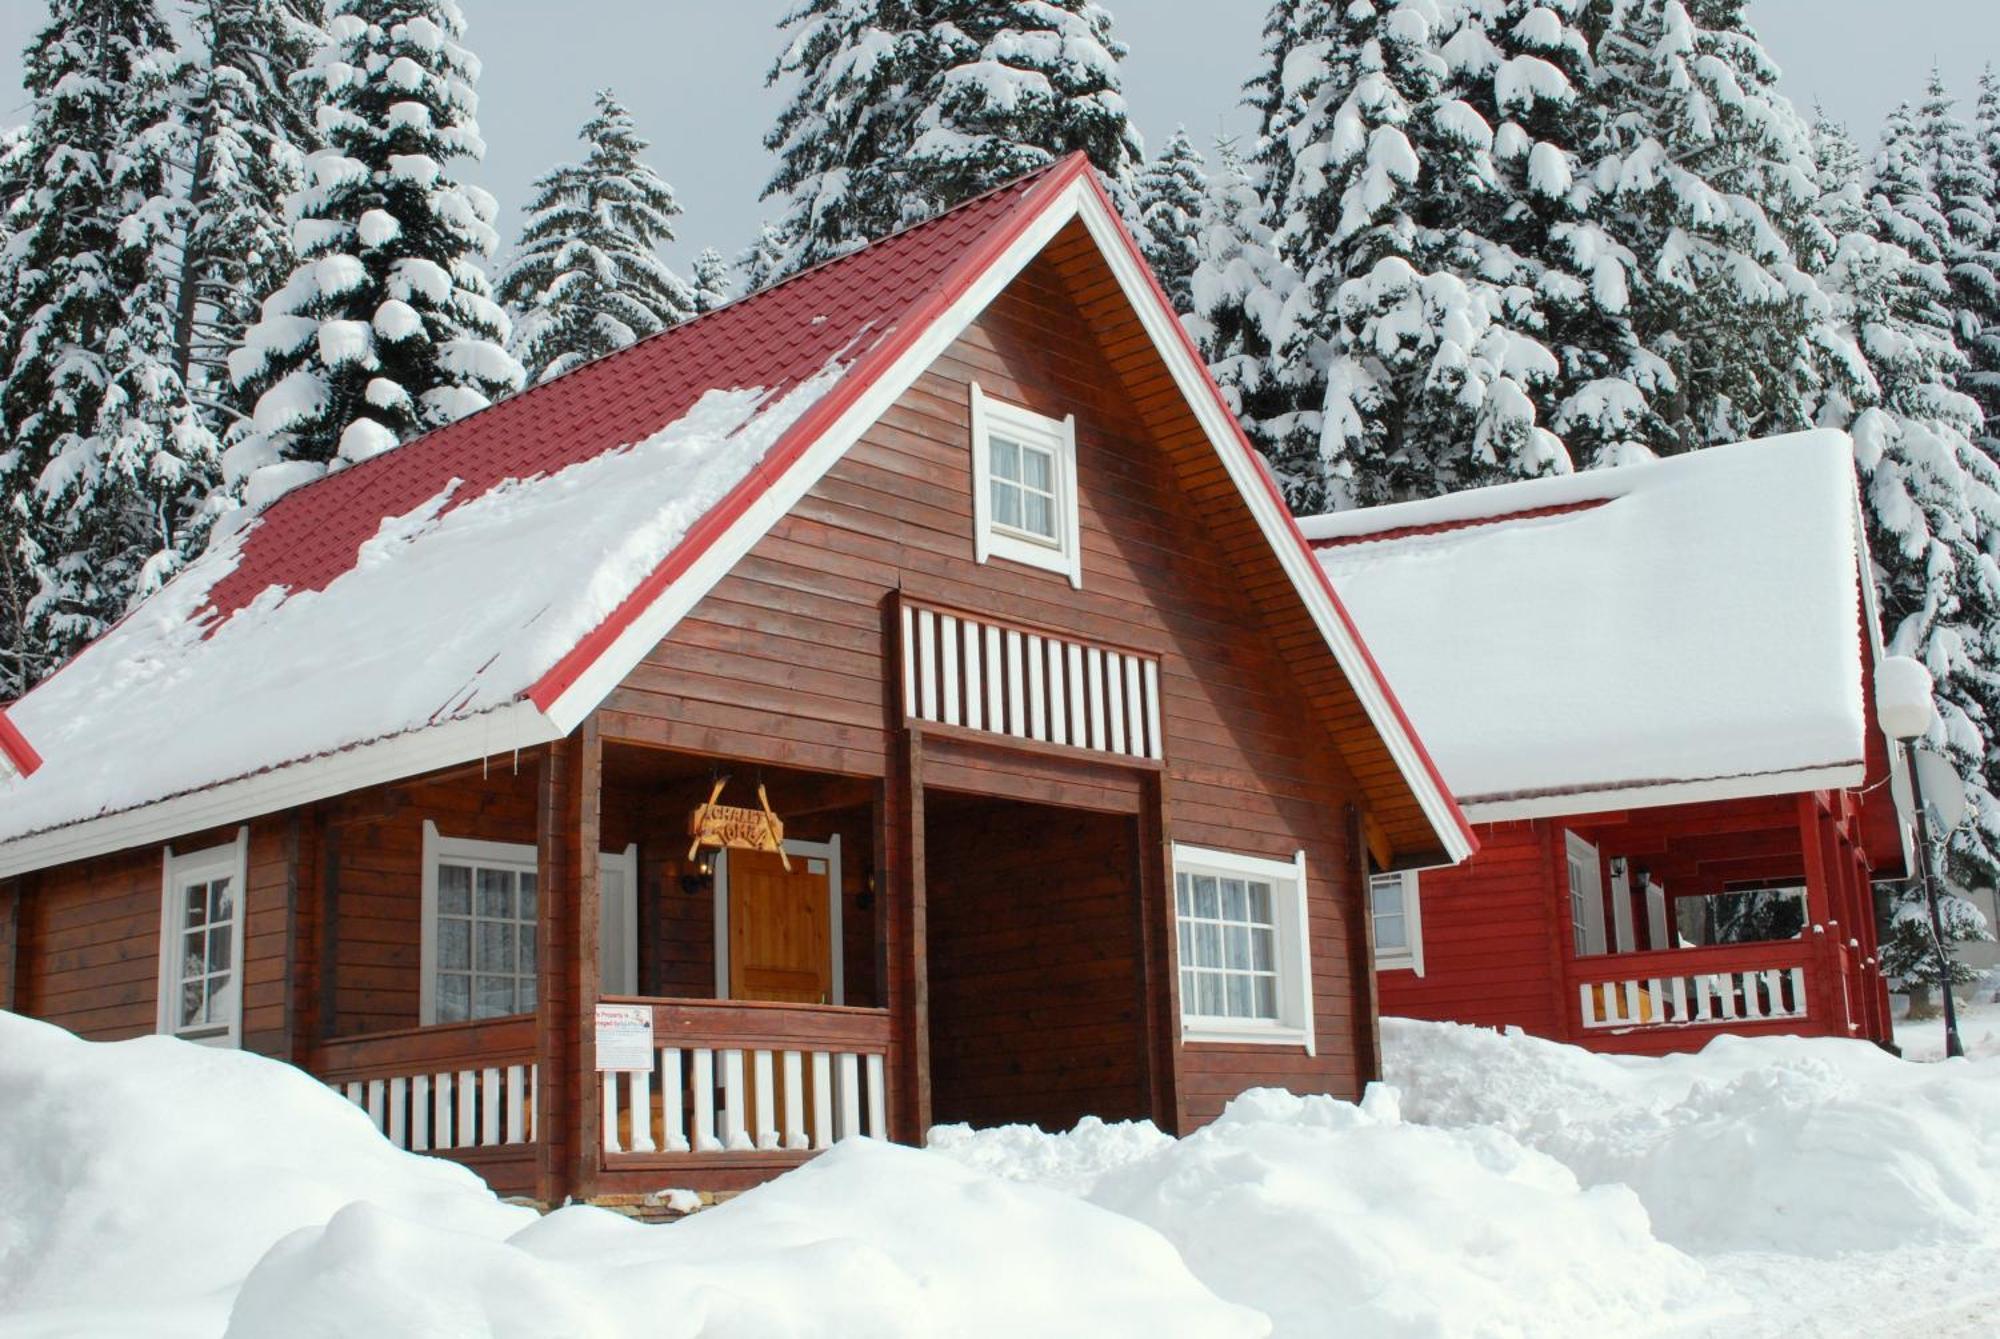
<box><xmin>970</xmin><ymin>383</ymin><xmax>1082</xmax><ymax>587</ymax></box>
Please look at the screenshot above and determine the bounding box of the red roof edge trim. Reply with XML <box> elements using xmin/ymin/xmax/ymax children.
<box><xmin>524</xmin><ymin>155</ymin><xmax>1095</xmax><ymax>716</ymax></box>
<box><xmin>1308</xmin><ymin>498</ymin><xmax>1612</xmax><ymax>550</ymax></box>
<box><xmin>1072</xmin><ymin>167</ymin><xmax>1479</xmax><ymax>859</ymax></box>
<box><xmin>0</xmin><ymin>708</ymin><xmax>43</xmax><ymax>778</ymax></box>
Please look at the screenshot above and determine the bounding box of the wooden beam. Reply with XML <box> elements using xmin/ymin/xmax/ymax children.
<box><xmin>0</xmin><ymin>875</ymin><xmax>19</xmax><ymax>1013</ymax></box>
<box><xmin>571</xmin><ymin>718</ymin><xmax>604</xmax><ymax>1199</ymax></box>
<box><xmin>535</xmin><ymin>739</ymin><xmax>576</xmax><ymax>1207</ymax></box>
<box><xmin>1134</xmin><ymin>772</ymin><xmax>1185</xmax><ymax>1132</ymax></box>
<box><xmin>1351</xmin><ymin>805</ymin><xmax>1385</xmax><ymax>1086</ymax></box>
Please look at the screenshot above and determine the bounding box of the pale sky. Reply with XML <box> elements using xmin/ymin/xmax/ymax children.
<box><xmin>0</xmin><ymin>2</ymin><xmax>1993</xmax><ymax>271</ymax></box>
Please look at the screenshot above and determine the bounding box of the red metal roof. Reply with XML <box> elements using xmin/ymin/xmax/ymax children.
<box><xmin>204</xmin><ymin>160</ymin><xmax>1069</xmax><ymax>625</ymax></box>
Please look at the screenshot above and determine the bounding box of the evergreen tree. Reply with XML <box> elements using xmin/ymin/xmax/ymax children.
<box><xmin>0</xmin><ymin>0</ymin><xmax>189</xmax><ymax>694</ymax></box>
<box><xmin>227</xmin><ymin>0</ymin><xmax>519</xmax><ymax>505</ymax></box>
<box><xmin>1187</xmin><ymin>136</ymin><xmax>1295</xmax><ymax>432</ymax></box>
<box><xmin>1135</xmin><ymin>126</ymin><xmax>1206</xmax><ymax>314</ymax></box>
<box><xmin>689</xmin><ymin>246</ymin><xmax>733</xmax><ymax>314</ymax></box>
<box><xmin>736</xmin><ymin>219</ymin><xmax>791</xmax><ymax>294</ymax></box>
<box><xmin>1948</xmin><ymin>68</ymin><xmax>2000</xmax><ymax>456</ymax></box>
<box><xmin>499</xmin><ymin>90</ymin><xmax>695</xmax><ymax>385</ymax></box>
<box><xmin>761</xmin><ymin>0</ymin><xmax>1142</xmax><ymax>278</ymax></box>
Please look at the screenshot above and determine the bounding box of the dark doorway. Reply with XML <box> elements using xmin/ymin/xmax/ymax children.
<box><xmin>924</xmin><ymin>792</ymin><xmax>1149</xmax><ymax>1130</ymax></box>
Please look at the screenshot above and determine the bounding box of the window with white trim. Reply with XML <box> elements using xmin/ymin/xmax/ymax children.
<box><xmin>970</xmin><ymin>382</ymin><xmax>1082</xmax><ymax>587</ymax></box>
<box><xmin>422</xmin><ymin>824</ymin><xmax>539</xmax><ymax>1024</ymax></box>
<box><xmin>1369</xmin><ymin>870</ymin><xmax>1424</xmax><ymax>975</ymax></box>
<box><xmin>1172</xmin><ymin>844</ymin><xmax>1313</xmax><ymax>1051</ymax></box>
<box><xmin>157</xmin><ymin>830</ymin><xmax>249</xmax><ymax>1046</ymax></box>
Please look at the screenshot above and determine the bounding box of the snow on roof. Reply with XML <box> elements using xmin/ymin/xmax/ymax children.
<box><xmin>1305</xmin><ymin>431</ymin><xmax>1872</xmax><ymax>818</ymax></box>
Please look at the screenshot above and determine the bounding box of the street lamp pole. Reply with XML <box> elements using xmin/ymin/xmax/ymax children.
<box><xmin>1901</xmin><ymin>738</ymin><xmax>1966</xmax><ymax>1060</ymax></box>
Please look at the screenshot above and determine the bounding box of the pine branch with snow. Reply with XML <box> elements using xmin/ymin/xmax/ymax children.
<box><xmin>226</xmin><ymin>0</ymin><xmax>520</xmax><ymax>512</ymax></box>
<box><xmin>1135</xmin><ymin>126</ymin><xmax>1205</xmax><ymax>314</ymax></box>
<box><xmin>689</xmin><ymin>247</ymin><xmax>733</xmax><ymax>314</ymax></box>
<box><xmin>499</xmin><ymin>90</ymin><xmax>695</xmax><ymax>385</ymax></box>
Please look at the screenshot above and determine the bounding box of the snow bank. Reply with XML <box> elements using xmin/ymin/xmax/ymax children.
<box><xmin>934</xmin><ymin>1089</ymin><xmax>1718</xmax><ymax>1338</ymax></box>
<box><xmin>1384</xmin><ymin>1017</ymin><xmax>2000</xmax><ymax>1256</ymax></box>
<box><xmin>0</xmin><ymin>1012</ymin><xmax>528</xmax><ymax>1336</ymax></box>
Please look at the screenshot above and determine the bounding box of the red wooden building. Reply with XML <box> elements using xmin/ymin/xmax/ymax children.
<box><xmin>1303</xmin><ymin>434</ymin><xmax>1912</xmax><ymax>1055</ymax></box>
<box><xmin>0</xmin><ymin>156</ymin><xmax>1472</xmax><ymax>1204</ymax></box>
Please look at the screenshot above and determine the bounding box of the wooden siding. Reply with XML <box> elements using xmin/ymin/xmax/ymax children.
<box><xmin>926</xmin><ymin>798</ymin><xmax>1146</xmax><ymax>1129</ymax></box>
<box><xmin>608</xmin><ymin>229</ymin><xmax>1381</xmax><ymax>1119</ymax></box>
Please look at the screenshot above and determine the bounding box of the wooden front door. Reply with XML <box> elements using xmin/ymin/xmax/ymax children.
<box><xmin>726</xmin><ymin>849</ymin><xmax>833</xmax><ymax>1003</ymax></box>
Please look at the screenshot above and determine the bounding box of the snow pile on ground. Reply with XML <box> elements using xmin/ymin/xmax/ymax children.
<box><xmin>1383</xmin><ymin>1017</ymin><xmax>2000</xmax><ymax>1258</ymax></box>
<box><xmin>933</xmin><ymin>1087</ymin><xmax>1719</xmax><ymax>1337</ymax></box>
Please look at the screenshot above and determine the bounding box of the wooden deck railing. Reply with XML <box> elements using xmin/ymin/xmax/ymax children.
<box><xmin>599</xmin><ymin>998</ymin><xmax>892</xmax><ymax>1159</ymax></box>
<box><xmin>1569</xmin><ymin>942</ymin><xmax>1812</xmax><ymax>1031</ymax></box>
<box><xmin>312</xmin><ymin>1015</ymin><xmax>538</xmax><ymax>1154</ymax></box>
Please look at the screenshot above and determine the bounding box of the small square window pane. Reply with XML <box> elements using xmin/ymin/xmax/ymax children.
<box><xmin>208</xmin><ymin>972</ymin><xmax>234</xmax><ymax>1024</ymax></box>
<box><xmin>1193</xmin><ymin>875</ymin><xmax>1219</xmax><ymax>919</ymax></box>
<box><xmin>475</xmin><ymin>975</ymin><xmax>513</xmax><ymax>1018</ymax></box>
<box><xmin>478</xmin><ymin>921</ymin><xmax>512</xmax><ymax>974</ymax></box>
<box><xmin>1181</xmin><ymin>968</ymin><xmax>1196</xmax><ymax>1004</ymax></box>
<box><xmin>1252</xmin><ymin>927</ymin><xmax>1276</xmax><ymax>970</ymax></box>
<box><xmin>1225</xmin><ymin>973</ymin><xmax>1252</xmax><ymax>1019</ymax></box>
<box><xmin>992</xmin><ymin>436</ymin><xmax>1021</xmax><ymax>482</ymax></box>
<box><xmin>519</xmin><ymin>872</ymin><xmax>538</xmax><ymax>920</ymax></box>
<box><xmin>1020</xmin><ymin>444</ymin><xmax>1052</xmax><ymax>492</ymax></box>
<box><xmin>437</xmin><ymin>973</ymin><xmax>469</xmax><ymax>1022</ymax></box>
<box><xmin>477</xmin><ymin>869</ymin><xmax>513</xmax><ymax>920</ymax></box>
<box><xmin>1222</xmin><ymin>878</ymin><xmax>1247</xmax><ymax>922</ymax></box>
<box><xmin>1195</xmin><ymin>922</ymin><xmax>1223</xmax><ymax>970</ymax></box>
<box><xmin>519</xmin><ymin>930</ymin><xmax>537</xmax><ymax>977</ymax></box>
<box><xmin>1021</xmin><ymin>490</ymin><xmax>1054</xmax><ymax>539</ymax></box>
<box><xmin>992</xmin><ymin>478</ymin><xmax>1023</xmax><ymax>529</ymax></box>
<box><xmin>439</xmin><ymin>865</ymin><xmax>471</xmax><ymax>916</ymax></box>
<box><xmin>439</xmin><ymin>916</ymin><xmax>470</xmax><ymax>970</ymax></box>
<box><xmin>1371</xmin><ymin>878</ymin><xmax>1404</xmax><ymax>917</ymax></box>
<box><xmin>1175</xmin><ymin>874</ymin><xmax>1190</xmax><ymax>917</ymax></box>
<box><xmin>184</xmin><ymin>884</ymin><xmax>206</xmax><ymax>928</ymax></box>
<box><xmin>183</xmin><ymin>931</ymin><xmax>207</xmax><ymax>979</ymax></box>
<box><xmin>1247</xmin><ymin>881</ymin><xmax>1271</xmax><ymax>924</ymax></box>
<box><xmin>1197</xmin><ymin>972</ymin><xmax>1224</xmax><ymax>1016</ymax></box>
<box><xmin>1253</xmin><ymin>976</ymin><xmax>1279</xmax><ymax>1020</ymax></box>
<box><xmin>518</xmin><ymin>977</ymin><xmax>537</xmax><ymax>1012</ymax></box>
<box><xmin>1225</xmin><ymin>924</ymin><xmax>1251</xmax><ymax>970</ymax></box>
<box><xmin>1376</xmin><ymin>914</ymin><xmax>1407</xmax><ymax>949</ymax></box>
<box><xmin>208</xmin><ymin>925</ymin><xmax>232</xmax><ymax>973</ymax></box>
<box><xmin>209</xmin><ymin>878</ymin><xmax>232</xmax><ymax>924</ymax></box>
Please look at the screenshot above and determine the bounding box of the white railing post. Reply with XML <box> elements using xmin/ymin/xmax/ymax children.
<box><xmin>661</xmin><ymin>1047</ymin><xmax>688</xmax><ymax>1152</ymax></box>
<box><xmin>602</xmin><ymin>1071</ymin><xmax>622</xmax><ymax>1153</ymax></box>
<box><xmin>753</xmin><ymin>1049</ymin><xmax>778</xmax><ymax>1151</ymax></box>
<box><xmin>411</xmin><ymin>1074</ymin><xmax>431</xmax><ymax>1151</ymax></box>
<box><xmin>722</xmin><ymin>1049</ymin><xmax>750</xmax><ymax>1151</ymax></box>
<box><xmin>506</xmin><ymin>1065</ymin><xmax>527</xmax><ymax>1145</ymax></box>
<box><xmin>811</xmin><ymin>1050</ymin><xmax>835</xmax><ymax>1149</ymax></box>
<box><xmin>782</xmin><ymin>1051</ymin><xmax>808</xmax><ymax>1150</ymax></box>
<box><xmin>865</xmin><ymin>1053</ymin><xmax>887</xmax><ymax>1138</ymax></box>
<box><xmin>691</xmin><ymin>1048</ymin><xmax>719</xmax><ymax>1152</ymax></box>
<box><xmin>628</xmin><ymin>1063</ymin><xmax>655</xmax><ymax>1153</ymax></box>
<box><xmin>837</xmin><ymin>1052</ymin><xmax>862</xmax><ymax>1140</ymax></box>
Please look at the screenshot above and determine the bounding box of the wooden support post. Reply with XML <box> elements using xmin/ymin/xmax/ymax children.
<box><xmin>572</xmin><ymin>718</ymin><xmax>604</xmax><ymax>1197</ymax></box>
<box><xmin>1134</xmin><ymin>773</ymin><xmax>1185</xmax><ymax>1132</ymax></box>
<box><xmin>535</xmin><ymin>739</ymin><xmax>579</xmax><ymax>1206</ymax></box>
<box><xmin>1542</xmin><ymin>822</ymin><xmax>1581</xmax><ymax>1042</ymax></box>
<box><xmin>0</xmin><ymin>875</ymin><xmax>19</xmax><ymax>1013</ymax></box>
<box><xmin>884</xmin><ymin>727</ymin><xmax>931</xmax><ymax>1143</ymax></box>
<box><xmin>1350</xmin><ymin>805</ymin><xmax>1386</xmax><ymax>1086</ymax></box>
<box><xmin>1796</xmin><ymin>794</ymin><xmax>1844</xmax><ymax>1030</ymax></box>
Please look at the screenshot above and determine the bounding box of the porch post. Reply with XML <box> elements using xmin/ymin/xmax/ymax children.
<box><xmin>1796</xmin><ymin>794</ymin><xmax>1844</xmax><ymax>1029</ymax></box>
<box><xmin>0</xmin><ymin>875</ymin><xmax>19</xmax><ymax>1012</ymax></box>
<box><xmin>1134</xmin><ymin>774</ymin><xmax>1184</xmax><ymax>1131</ymax></box>
<box><xmin>1542</xmin><ymin>823</ymin><xmax>1580</xmax><ymax>1041</ymax></box>
<box><xmin>884</xmin><ymin>727</ymin><xmax>931</xmax><ymax>1142</ymax></box>
<box><xmin>1349</xmin><ymin>805</ymin><xmax>1386</xmax><ymax>1087</ymax></box>
<box><xmin>535</xmin><ymin>735</ymin><xmax>594</xmax><ymax>1206</ymax></box>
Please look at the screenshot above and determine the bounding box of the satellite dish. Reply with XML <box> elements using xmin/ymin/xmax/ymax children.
<box><xmin>1892</xmin><ymin>749</ymin><xmax>1969</xmax><ymax>832</ymax></box>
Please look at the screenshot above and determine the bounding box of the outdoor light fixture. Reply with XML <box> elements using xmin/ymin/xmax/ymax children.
<box><xmin>1876</xmin><ymin>655</ymin><xmax>1965</xmax><ymax>1060</ymax></box>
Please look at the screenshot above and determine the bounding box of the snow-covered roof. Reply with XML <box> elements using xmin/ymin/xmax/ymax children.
<box><xmin>0</xmin><ymin>154</ymin><xmax>1472</xmax><ymax>875</ymax></box>
<box><xmin>1305</xmin><ymin>431</ymin><xmax>1879</xmax><ymax>820</ymax></box>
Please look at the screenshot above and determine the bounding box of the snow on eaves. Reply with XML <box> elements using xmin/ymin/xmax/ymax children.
<box><xmin>0</xmin><ymin>366</ymin><xmax>845</xmax><ymax>848</ymax></box>
<box><xmin>1307</xmin><ymin>430</ymin><xmax>1872</xmax><ymax>811</ymax></box>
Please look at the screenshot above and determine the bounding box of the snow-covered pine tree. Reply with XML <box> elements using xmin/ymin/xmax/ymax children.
<box><xmin>1135</xmin><ymin>126</ymin><xmax>1206</xmax><ymax>314</ymax></box>
<box><xmin>500</xmin><ymin>90</ymin><xmax>695</xmax><ymax>385</ymax></box>
<box><xmin>227</xmin><ymin>0</ymin><xmax>519</xmax><ymax>504</ymax></box>
<box><xmin>689</xmin><ymin>247</ymin><xmax>733</xmax><ymax>314</ymax></box>
<box><xmin>1589</xmin><ymin>0</ymin><xmax>1823</xmax><ymax>455</ymax></box>
<box><xmin>1926</xmin><ymin>67</ymin><xmax>2000</xmax><ymax>460</ymax></box>
<box><xmin>1187</xmin><ymin>135</ymin><xmax>1296</xmax><ymax>438</ymax></box>
<box><xmin>761</xmin><ymin>0</ymin><xmax>1143</xmax><ymax>278</ymax></box>
<box><xmin>1811</xmin><ymin>113</ymin><xmax>2000</xmax><ymax>960</ymax></box>
<box><xmin>1256</xmin><ymin>0</ymin><xmax>1564</xmax><ymax>509</ymax></box>
<box><xmin>0</xmin><ymin>0</ymin><xmax>195</xmax><ymax>693</ymax></box>
<box><xmin>736</xmin><ymin>220</ymin><xmax>792</xmax><ymax>294</ymax></box>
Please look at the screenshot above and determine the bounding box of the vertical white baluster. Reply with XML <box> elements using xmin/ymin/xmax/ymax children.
<box><xmin>1066</xmin><ymin>643</ymin><xmax>1087</xmax><ymax>746</ymax></box>
<box><xmin>1123</xmin><ymin>656</ymin><xmax>1145</xmax><ymax>757</ymax></box>
<box><xmin>366</xmin><ymin>1078</ymin><xmax>386</xmax><ymax>1132</ymax></box>
<box><xmin>1142</xmin><ymin>659</ymin><xmax>1163</xmax><ymax>760</ymax></box>
<box><xmin>1004</xmin><ymin>631</ymin><xmax>1026</xmax><ymax>734</ymax></box>
<box><xmin>1715</xmin><ymin>976</ymin><xmax>1737</xmax><ymax>1019</ymax></box>
<box><xmin>602</xmin><ymin>1071</ymin><xmax>622</xmax><ymax>1153</ymax></box>
<box><xmin>985</xmin><ymin>625</ymin><xmax>1005</xmax><ymax>728</ymax></box>
<box><xmin>411</xmin><ymin>1074</ymin><xmax>431</xmax><ymax>1151</ymax></box>
<box><xmin>1740</xmin><ymin>972</ymin><xmax>1763</xmax><ymax>1020</ymax></box>
<box><xmin>1026</xmin><ymin>634</ymin><xmax>1047</xmax><ymax>740</ymax></box>
<box><xmin>1646</xmin><ymin>979</ymin><xmax>1665</xmax><ymax>1025</ymax></box>
<box><xmin>457</xmin><ymin>1069</ymin><xmax>477</xmax><ymax>1148</ymax></box>
<box><xmin>1106</xmin><ymin>652</ymin><xmax>1128</xmax><ymax>754</ymax></box>
<box><xmin>434</xmin><ymin>1072</ymin><xmax>454</xmax><ymax>1148</ymax></box>
<box><xmin>940</xmin><ymin>614</ymin><xmax>961</xmax><ymax>726</ymax></box>
<box><xmin>962</xmin><ymin>620</ymin><xmax>983</xmax><ymax>731</ymax></box>
<box><xmin>899</xmin><ymin>604</ymin><xmax>916</xmax><ymax>717</ymax></box>
<box><xmin>722</xmin><ymin>1049</ymin><xmax>750</xmax><ymax>1151</ymax></box>
<box><xmin>782</xmin><ymin>1051</ymin><xmax>808</xmax><ymax>1150</ymax></box>
<box><xmin>1047</xmin><ymin>638</ymin><xmax>1068</xmax><ymax>744</ymax></box>
<box><xmin>388</xmin><ymin>1077</ymin><xmax>408</xmax><ymax>1149</ymax></box>
<box><xmin>811</xmin><ymin>1051</ymin><xmax>835</xmax><ymax>1149</ymax></box>
<box><xmin>482</xmin><ymin>1068</ymin><xmax>501</xmax><ymax>1146</ymax></box>
<box><xmin>507</xmin><ymin>1065</ymin><xmax>527</xmax><ymax>1145</ymax></box>
<box><xmin>661</xmin><ymin>1047</ymin><xmax>688</xmax><ymax>1151</ymax></box>
<box><xmin>916</xmin><ymin>610</ymin><xmax>938</xmax><ymax>720</ymax></box>
<box><xmin>1764</xmin><ymin>969</ymin><xmax>1786</xmax><ymax>1017</ymax></box>
<box><xmin>691</xmin><ymin>1048</ymin><xmax>718</xmax><ymax>1152</ymax></box>
<box><xmin>753</xmin><ymin>1049</ymin><xmax>778</xmax><ymax>1150</ymax></box>
<box><xmin>1669</xmin><ymin>976</ymin><xmax>1689</xmax><ymax>1023</ymax></box>
<box><xmin>1622</xmin><ymin>980</ymin><xmax>1641</xmax><ymax>1024</ymax></box>
<box><xmin>837</xmin><ymin>1053</ymin><xmax>862</xmax><ymax>1140</ymax></box>
<box><xmin>529</xmin><ymin>1064</ymin><xmax>539</xmax><ymax>1142</ymax></box>
<box><xmin>865</xmin><ymin>1054</ymin><xmax>887</xmax><ymax>1139</ymax></box>
<box><xmin>344</xmin><ymin>1080</ymin><xmax>362</xmax><ymax>1109</ymax></box>
<box><xmin>1087</xmin><ymin>647</ymin><xmax>1108</xmax><ymax>750</ymax></box>
<box><xmin>1789</xmin><ymin>967</ymin><xmax>1807</xmax><ymax>1017</ymax></box>
<box><xmin>628</xmin><ymin>1064</ymin><xmax>655</xmax><ymax>1152</ymax></box>
<box><xmin>1578</xmin><ymin>983</ymin><xmax>1596</xmax><ymax>1027</ymax></box>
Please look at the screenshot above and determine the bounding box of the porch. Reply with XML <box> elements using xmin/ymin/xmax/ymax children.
<box><xmin>1554</xmin><ymin>791</ymin><xmax>1894</xmax><ymax>1054</ymax></box>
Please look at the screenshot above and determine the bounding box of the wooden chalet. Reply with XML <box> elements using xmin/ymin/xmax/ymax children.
<box><xmin>1305</xmin><ymin>433</ymin><xmax>1913</xmax><ymax>1055</ymax></box>
<box><xmin>0</xmin><ymin>155</ymin><xmax>1472</xmax><ymax>1204</ymax></box>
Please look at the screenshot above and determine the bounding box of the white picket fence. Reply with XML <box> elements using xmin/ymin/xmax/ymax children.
<box><xmin>1578</xmin><ymin>964</ymin><xmax>1809</xmax><ymax>1030</ymax></box>
<box><xmin>603</xmin><ymin>1041</ymin><xmax>887</xmax><ymax>1155</ymax></box>
<box><xmin>336</xmin><ymin>1062</ymin><xmax>538</xmax><ymax>1152</ymax></box>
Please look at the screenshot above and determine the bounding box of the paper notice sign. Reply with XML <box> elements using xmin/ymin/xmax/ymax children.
<box><xmin>594</xmin><ymin>1003</ymin><xmax>653</xmax><ymax>1072</ymax></box>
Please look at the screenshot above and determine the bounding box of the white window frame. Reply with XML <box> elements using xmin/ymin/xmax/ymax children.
<box><xmin>600</xmin><ymin>843</ymin><xmax>639</xmax><ymax>997</ymax></box>
<box><xmin>420</xmin><ymin>822</ymin><xmax>541</xmax><ymax>1026</ymax></box>
<box><xmin>969</xmin><ymin>382</ymin><xmax>1083</xmax><ymax>588</ymax></box>
<box><xmin>714</xmin><ymin>835</ymin><xmax>844</xmax><ymax>1005</ymax></box>
<box><xmin>1565</xmin><ymin>831</ymin><xmax>1608</xmax><ymax>958</ymax></box>
<box><xmin>155</xmin><ymin>827</ymin><xmax>250</xmax><ymax>1047</ymax></box>
<box><xmin>1171</xmin><ymin>843</ymin><xmax>1314</xmax><ymax>1054</ymax></box>
<box><xmin>1369</xmin><ymin>869</ymin><xmax>1424</xmax><ymax>976</ymax></box>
